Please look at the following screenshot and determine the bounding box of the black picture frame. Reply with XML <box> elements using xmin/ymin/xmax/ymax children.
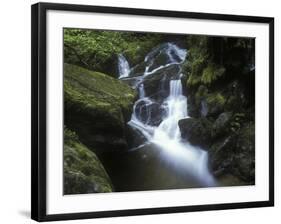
<box><xmin>31</xmin><ymin>2</ymin><xmax>274</xmax><ymax>222</ymax></box>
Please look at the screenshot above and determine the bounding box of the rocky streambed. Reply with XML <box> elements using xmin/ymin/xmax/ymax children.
<box><xmin>63</xmin><ymin>36</ymin><xmax>255</xmax><ymax>194</ymax></box>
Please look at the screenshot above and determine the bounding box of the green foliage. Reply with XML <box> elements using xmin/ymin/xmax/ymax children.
<box><xmin>195</xmin><ymin>85</ymin><xmax>208</xmax><ymax>105</ymax></box>
<box><xmin>187</xmin><ymin>74</ymin><xmax>202</xmax><ymax>86</ymax></box>
<box><xmin>185</xmin><ymin>36</ymin><xmax>226</xmax><ymax>87</ymax></box>
<box><xmin>186</xmin><ymin>55</ymin><xmax>207</xmax><ymax>86</ymax></box>
<box><xmin>201</xmin><ymin>63</ymin><xmax>225</xmax><ymax>84</ymax></box>
<box><xmin>186</xmin><ymin>36</ymin><xmax>209</xmax><ymax>52</ymax></box>
<box><xmin>64</xmin><ymin>28</ymin><xmax>162</xmax><ymax>75</ymax></box>
<box><xmin>184</xmin><ymin>36</ymin><xmax>209</xmax><ymax>87</ymax></box>
<box><xmin>206</xmin><ymin>92</ymin><xmax>226</xmax><ymax>106</ymax></box>
<box><xmin>64</xmin><ymin>29</ymin><xmax>123</xmax><ymax>66</ymax></box>
<box><xmin>64</xmin><ymin>127</ymin><xmax>113</xmax><ymax>194</ymax></box>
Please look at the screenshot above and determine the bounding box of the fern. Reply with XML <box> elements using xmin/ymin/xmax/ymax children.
<box><xmin>201</xmin><ymin>63</ymin><xmax>225</xmax><ymax>84</ymax></box>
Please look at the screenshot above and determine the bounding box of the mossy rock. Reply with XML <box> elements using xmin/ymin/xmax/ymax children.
<box><xmin>64</xmin><ymin>128</ymin><xmax>113</xmax><ymax>194</ymax></box>
<box><xmin>64</xmin><ymin>63</ymin><xmax>137</xmax><ymax>153</ymax></box>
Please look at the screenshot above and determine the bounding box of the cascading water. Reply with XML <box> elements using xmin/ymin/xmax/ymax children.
<box><xmin>118</xmin><ymin>54</ymin><xmax>130</xmax><ymax>78</ymax></box>
<box><xmin>152</xmin><ymin>79</ymin><xmax>215</xmax><ymax>185</ymax></box>
<box><xmin>119</xmin><ymin>42</ymin><xmax>215</xmax><ymax>187</ymax></box>
<box><xmin>153</xmin><ymin>79</ymin><xmax>187</xmax><ymax>141</ymax></box>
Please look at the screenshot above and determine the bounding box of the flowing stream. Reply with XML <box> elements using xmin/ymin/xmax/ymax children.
<box><xmin>113</xmin><ymin>43</ymin><xmax>215</xmax><ymax>191</ymax></box>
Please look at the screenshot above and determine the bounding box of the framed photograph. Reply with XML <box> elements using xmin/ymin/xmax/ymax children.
<box><xmin>31</xmin><ymin>2</ymin><xmax>274</xmax><ymax>222</ymax></box>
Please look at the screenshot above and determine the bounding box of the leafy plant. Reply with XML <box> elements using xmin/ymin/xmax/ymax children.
<box><xmin>64</xmin><ymin>29</ymin><xmax>162</xmax><ymax>75</ymax></box>
<box><xmin>201</xmin><ymin>63</ymin><xmax>225</xmax><ymax>84</ymax></box>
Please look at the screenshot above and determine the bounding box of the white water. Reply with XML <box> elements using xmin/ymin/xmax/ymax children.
<box><xmin>118</xmin><ymin>54</ymin><xmax>130</xmax><ymax>78</ymax></box>
<box><xmin>139</xmin><ymin>83</ymin><xmax>145</xmax><ymax>99</ymax></box>
<box><xmin>119</xmin><ymin>43</ymin><xmax>215</xmax><ymax>186</ymax></box>
<box><xmin>143</xmin><ymin>43</ymin><xmax>187</xmax><ymax>77</ymax></box>
<box><xmin>152</xmin><ymin>80</ymin><xmax>215</xmax><ymax>185</ymax></box>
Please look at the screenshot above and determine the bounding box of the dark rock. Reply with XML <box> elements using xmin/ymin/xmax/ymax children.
<box><xmin>129</xmin><ymin>62</ymin><xmax>147</xmax><ymax>77</ymax></box>
<box><xmin>209</xmin><ymin>136</ymin><xmax>235</xmax><ymax>176</ymax></box>
<box><xmin>134</xmin><ymin>100</ymin><xmax>165</xmax><ymax>126</ymax></box>
<box><xmin>232</xmin><ymin>123</ymin><xmax>255</xmax><ymax>182</ymax></box>
<box><xmin>178</xmin><ymin>117</ymin><xmax>212</xmax><ymax>148</ymax></box>
<box><xmin>148</xmin><ymin>52</ymin><xmax>172</xmax><ymax>72</ymax></box>
<box><xmin>144</xmin><ymin>43</ymin><xmax>185</xmax><ymax>72</ymax></box>
<box><xmin>212</xmin><ymin>112</ymin><xmax>233</xmax><ymax>138</ymax></box>
<box><xmin>209</xmin><ymin>123</ymin><xmax>255</xmax><ymax>183</ymax></box>
<box><xmin>125</xmin><ymin>125</ymin><xmax>148</xmax><ymax>149</ymax></box>
<box><xmin>142</xmin><ymin>64</ymin><xmax>182</xmax><ymax>98</ymax></box>
<box><xmin>186</xmin><ymin>96</ymin><xmax>200</xmax><ymax>118</ymax></box>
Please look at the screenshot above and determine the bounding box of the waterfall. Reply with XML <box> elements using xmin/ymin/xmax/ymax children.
<box><xmin>152</xmin><ymin>79</ymin><xmax>215</xmax><ymax>185</ymax></box>
<box><xmin>118</xmin><ymin>54</ymin><xmax>130</xmax><ymax>78</ymax></box>
<box><xmin>153</xmin><ymin>80</ymin><xmax>188</xmax><ymax>141</ymax></box>
<box><xmin>125</xmin><ymin>43</ymin><xmax>215</xmax><ymax>187</ymax></box>
<box><xmin>139</xmin><ymin>83</ymin><xmax>145</xmax><ymax>99</ymax></box>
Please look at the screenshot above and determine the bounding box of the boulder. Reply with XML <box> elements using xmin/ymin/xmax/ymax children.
<box><xmin>209</xmin><ymin>123</ymin><xmax>255</xmax><ymax>183</ymax></box>
<box><xmin>64</xmin><ymin>128</ymin><xmax>113</xmax><ymax>194</ymax></box>
<box><xmin>64</xmin><ymin>63</ymin><xmax>137</xmax><ymax>154</ymax></box>
<box><xmin>208</xmin><ymin>136</ymin><xmax>236</xmax><ymax>176</ymax></box>
<box><xmin>178</xmin><ymin>117</ymin><xmax>212</xmax><ymax>148</ymax></box>
<box><xmin>125</xmin><ymin>125</ymin><xmax>148</xmax><ymax>149</ymax></box>
<box><xmin>134</xmin><ymin>100</ymin><xmax>165</xmax><ymax>126</ymax></box>
<box><xmin>142</xmin><ymin>64</ymin><xmax>182</xmax><ymax>98</ymax></box>
<box><xmin>129</xmin><ymin>62</ymin><xmax>147</xmax><ymax>77</ymax></box>
<box><xmin>144</xmin><ymin>43</ymin><xmax>186</xmax><ymax>72</ymax></box>
<box><xmin>232</xmin><ymin>123</ymin><xmax>255</xmax><ymax>182</ymax></box>
<box><xmin>212</xmin><ymin>112</ymin><xmax>233</xmax><ymax>138</ymax></box>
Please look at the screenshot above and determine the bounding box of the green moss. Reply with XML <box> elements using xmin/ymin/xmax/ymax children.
<box><xmin>64</xmin><ymin>128</ymin><xmax>113</xmax><ymax>194</ymax></box>
<box><xmin>64</xmin><ymin>63</ymin><xmax>137</xmax><ymax>153</ymax></box>
<box><xmin>64</xmin><ymin>63</ymin><xmax>137</xmax><ymax>124</ymax></box>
